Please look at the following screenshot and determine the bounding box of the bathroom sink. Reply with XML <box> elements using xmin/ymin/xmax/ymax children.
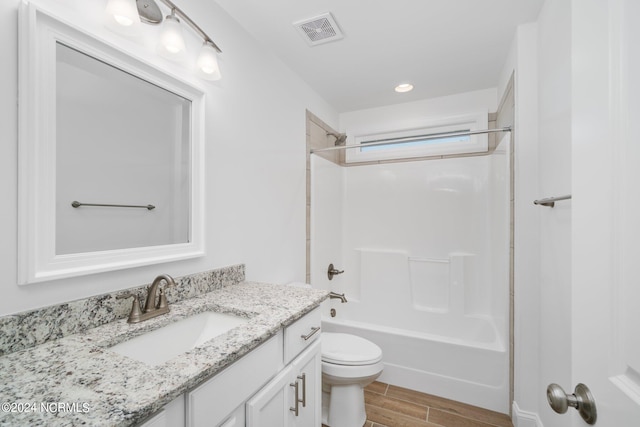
<box><xmin>109</xmin><ymin>311</ymin><xmax>248</xmax><ymax>366</ymax></box>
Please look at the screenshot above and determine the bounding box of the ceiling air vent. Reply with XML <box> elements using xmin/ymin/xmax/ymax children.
<box><xmin>294</xmin><ymin>13</ymin><xmax>344</xmax><ymax>46</ymax></box>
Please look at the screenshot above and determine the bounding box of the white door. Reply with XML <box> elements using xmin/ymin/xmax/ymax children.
<box><xmin>571</xmin><ymin>0</ymin><xmax>640</xmax><ymax>425</ymax></box>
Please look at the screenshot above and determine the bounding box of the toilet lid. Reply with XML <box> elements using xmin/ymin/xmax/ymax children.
<box><xmin>322</xmin><ymin>332</ymin><xmax>383</xmax><ymax>366</ymax></box>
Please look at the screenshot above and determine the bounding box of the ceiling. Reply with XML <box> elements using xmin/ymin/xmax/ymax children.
<box><xmin>214</xmin><ymin>0</ymin><xmax>544</xmax><ymax>113</ymax></box>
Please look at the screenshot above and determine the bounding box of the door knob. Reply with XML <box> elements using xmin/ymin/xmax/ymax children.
<box><xmin>547</xmin><ymin>383</ymin><xmax>597</xmax><ymax>425</ymax></box>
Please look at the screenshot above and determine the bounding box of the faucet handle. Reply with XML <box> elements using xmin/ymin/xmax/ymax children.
<box><xmin>117</xmin><ymin>292</ymin><xmax>137</xmax><ymax>301</ymax></box>
<box><xmin>155</xmin><ymin>277</ymin><xmax>175</xmax><ymax>309</ymax></box>
<box><xmin>117</xmin><ymin>293</ymin><xmax>143</xmax><ymax>323</ymax></box>
<box><xmin>327</xmin><ymin>264</ymin><xmax>345</xmax><ymax>280</ymax></box>
<box><xmin>157</xmin><ymin>289</ymin><xmax>168</xmax><ymax>310</ymax></box>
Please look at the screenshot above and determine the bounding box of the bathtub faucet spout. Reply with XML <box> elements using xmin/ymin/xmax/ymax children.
<box><xmin>329</xmin><ymin>292</ymin><xmax>348</xmax><ymax>303</ymax></box>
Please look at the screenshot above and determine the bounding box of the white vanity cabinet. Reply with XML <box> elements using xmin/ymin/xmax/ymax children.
<box><xmin>185</xmin><ymin>333</ymin><xmax>283</xmax><ymax>427</ymax></box>
<box><xmin>245</xmin><ymin>341</ymin><xmax>321</xmax><ymax>427</ymax></box>
<box><xmin>246</xmin><ymin>308</ymin><xmax>322</xmax><ymax>427</ymax></box>
<box><xmin>138</xmin><ymin>307</ymin><xmax>322</xmax><ymax>427</ymax></box>
<box><xmin>137</xmin><ymin>395</ymin><xmax>185</xmax><ymax>427</ymax></box>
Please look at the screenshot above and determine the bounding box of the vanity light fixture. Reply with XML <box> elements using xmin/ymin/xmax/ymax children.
<box><xmin>196</xmin><ymin>41</ymin><xmax>222</xmax><ymax>80</ymax></box>
<box><xmin>104</xmin><ymin>0</ymin><xmax>141</xmax><ymax>35</ymax></box>
<box><xmin>157</xmin><ymin>9</ymin><xmax>186</xmax><ymax>59</ymax></box>
<box><xmin>394</xmin><ymin>83</ymin><xmax>414</xmax><ymax>93</ymax></box>
<box><xmin>105</xmin><ymin>0</ymin><xmax>222</xmax><ymax>80</ymax></box>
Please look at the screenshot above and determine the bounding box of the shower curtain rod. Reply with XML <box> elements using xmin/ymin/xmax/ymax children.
<box><xmin>310</xmin><ymin>126</ymin><xmax>512</xmax><ymax>154</ymax></box>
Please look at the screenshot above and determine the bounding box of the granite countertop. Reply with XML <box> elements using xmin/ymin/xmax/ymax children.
<box><xmin>0</xmin><ymin>282</ymin><xmax>328</xmax><ymax>426</ymax></box>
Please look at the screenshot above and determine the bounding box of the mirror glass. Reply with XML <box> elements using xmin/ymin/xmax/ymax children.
<box><xmin>55</xmin><ymin>43</ymin><xmax>191</xmax><ymax>254</ymax></box>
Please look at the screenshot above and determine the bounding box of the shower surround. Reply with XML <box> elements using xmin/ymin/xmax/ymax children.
<box><xmin>311</xmin><ymin>136</ymin><xmax>510</xmax><ymax>413</ymax></box>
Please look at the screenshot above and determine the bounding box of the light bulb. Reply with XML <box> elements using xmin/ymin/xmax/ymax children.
<box><xmin>157</xmin><ymin>12</ymin><xmax>186</xmax><ymax>60</ymax></box>
<box><xmin>196</xmin><ymin>42</ymin><xmax>222</xmax><ymax>81</ymax></box>
<box><xmin>395</xmin><ymin>83</ymin><xmax>414</xmax><ymax>93</ymax></box>
<box><xmin>167</xmin><ymin>44</ymin><xmax>181</xmax><ymax>54</ymax></box>
<box><xmin>114</xmin><ymin>15</ymin><xmax>134</xmax><ymax>26</ymax></box>
<box><xmin>104</xmin><ymin>0</ymin><xmax>140</xmax><ymax>35</ymax></box>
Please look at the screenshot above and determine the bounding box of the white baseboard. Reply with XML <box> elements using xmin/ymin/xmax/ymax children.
<box><xmin>512</xmin><ymin>401</ymin><xmax>543</xmax><ymax>427</ymax></box>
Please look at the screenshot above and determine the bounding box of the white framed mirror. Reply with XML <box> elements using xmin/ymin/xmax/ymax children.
<box><xmin>18</xmin><ymin>2</ymin><xmax>205</xmax><ymax>284</ymax></box>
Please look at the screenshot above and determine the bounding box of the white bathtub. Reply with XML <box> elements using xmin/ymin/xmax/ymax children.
<box><xmin>321</xmin><ymin>301</ymin><xmax>509</xmax><ymax>413</ymax></box>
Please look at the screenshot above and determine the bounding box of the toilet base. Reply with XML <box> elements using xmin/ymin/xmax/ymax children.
<box><xmin>322</xmin><ymin>383</ymin><xmax>367</xmax><ymax>427</ymax></box>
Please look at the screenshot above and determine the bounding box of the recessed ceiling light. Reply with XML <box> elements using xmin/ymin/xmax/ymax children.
<box><xmin>395</xmin><ymin>83</ymin><xmax>414</xmax><ymax>93</ymax></box>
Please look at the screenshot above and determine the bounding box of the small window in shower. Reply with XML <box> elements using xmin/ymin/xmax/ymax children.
<box><xmin>359</xmin><ymin>131</ymin><xmax>471</xmax><ymax>152</ymax></box>
<box><xmin>346</xmin><ymin>112</ymin><xmax>488</xmax><ymax>163</ymax></box>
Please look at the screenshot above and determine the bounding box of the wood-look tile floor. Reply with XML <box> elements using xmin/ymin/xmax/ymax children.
<box><xmin>325</xmin><ymin>381</ymin><xmax>514</xmax><ymax>427</ymax></box>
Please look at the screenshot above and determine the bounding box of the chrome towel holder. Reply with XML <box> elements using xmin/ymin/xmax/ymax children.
<box><xmin>71</xmin><ymin>201</ymin><xmax>156</xmax><ymax>210</ymax></box>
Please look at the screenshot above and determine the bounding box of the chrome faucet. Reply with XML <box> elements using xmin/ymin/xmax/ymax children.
<box><xmin>118</xmin><ymin>274</ymin><xmax>176</xmax><ymax>323</ymax></box>
<box><xmin>328</xmin><ymin>292</ymin><xmax>347</xmax><ymax>303</ymax></box>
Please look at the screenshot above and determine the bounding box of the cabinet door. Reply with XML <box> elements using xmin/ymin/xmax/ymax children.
<box><xmin>217</xmin><ymin>404</ymin><xmax>245</xmax><ymax>427</ymax></box>
<box><xmin>136</xmin><ymin>395</ymin><xmax>185</xmax><ymax>427</ymax></box>
<box><xmin>291</xmin><ymin>340</ymin><xmax>321</xmax><ymax>427</ymax></box>
<box><xmin>186</xmin><ymin>334</ymin><xmax>282</xmax><ymax>427</ymax></box>
<box><xmin>246</xmin><ymin>365</ymin><xmax>295</xmax><ymax>427</ymax></box>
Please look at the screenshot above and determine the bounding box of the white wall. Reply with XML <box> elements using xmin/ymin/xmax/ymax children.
<box><xmin>508</xmin><ymin>1</ymin><xmax>574</xmax><ymax>425</ymax></box>
<box><xmin>536</xmin><ymin>0</ymin><xmax>572</xmax><ymax>426</ymax></box>
<box><xmin>0</xmin><ymin>0</ymin><xmax>337</xmax><ymax>315</ymax></box>
<box><xmin>502</xmin><ymin>22</ymin><xmax>542</xmax><ymax>424</ymax></box>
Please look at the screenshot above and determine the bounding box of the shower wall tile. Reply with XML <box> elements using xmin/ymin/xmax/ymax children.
<box><xmin>488</xmin><ymin>117</ymin><xmax>497</xmax><ymax>150</ymax></box>
<box><xmin>306</xmin><ymin>239</ymin><xmax>311</xmax><ymax>284</ymax></box>
<box><xmin>497</xmin><ymin>72</ymin><xmax>515</xmax><ymax>408</ymax></box>
<box><xmin>308</xmin><ymin>111</ymin><xmax>341</xmax><ymax>165</ymax></box>
<box><xmin>310</xmin><ymin>121</ymin><xmax>329</xmax><ymax>148</ymax></box>
<box><xmin>0</xmin><ymin>264</ymin><xmax>245</xmax><ymax>357</ymax></box>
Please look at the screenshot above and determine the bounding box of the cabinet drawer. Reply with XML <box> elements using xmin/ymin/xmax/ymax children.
<box><xmin>186</xmin><ymin>332</ymin><xmax>283</xmax><ymax>427</ymax></box>
<box><xmin>284</xmin><ymin>307</ymin><xmax>321</xmax><ymax>364</ymax></box>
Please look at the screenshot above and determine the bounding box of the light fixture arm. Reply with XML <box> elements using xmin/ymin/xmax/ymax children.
<box><xmin>155</xmin><ymin>0</ymin><xmax>222</xmax><ymax>52</ymax></box>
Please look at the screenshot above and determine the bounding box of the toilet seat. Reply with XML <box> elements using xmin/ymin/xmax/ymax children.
<box><xmin>322</xmin><ymin>332</ymin><xmax>383</xmax><ymax>366</ymax></box>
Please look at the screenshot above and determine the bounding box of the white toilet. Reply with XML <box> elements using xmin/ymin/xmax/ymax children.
<box><xmin>321</xmin><ymin>332</ymin><xmax>384</xmax><ymax>427</ymax></box>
